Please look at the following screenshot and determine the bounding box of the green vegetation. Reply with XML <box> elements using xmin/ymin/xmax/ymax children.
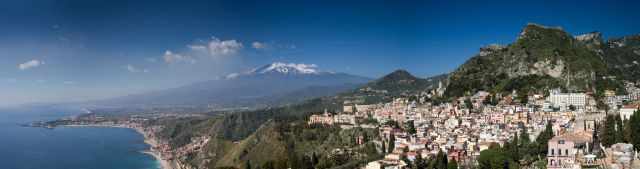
<box><xmin>445</xmin><ymin>24</ymin><xmax>637</xmax><ymax>100</ymax></box>
<box><xmin>600</xmin><ymin>110</ymin><xmax>640</xmax><ymax>151</ymax></box>
<box><xmin>478</xmin><ymin>148</ymin><xmax>516</xmax><ymax>169</ymax></box>
<box><xmin>473</xmin><ymin>122</ymin><xmax>554</xmax><ymax>169</ymax></box>
<box><xmin>631</xmin><ymin>110</ymin><xmax>640</xmax><ymax>150</ymax></box>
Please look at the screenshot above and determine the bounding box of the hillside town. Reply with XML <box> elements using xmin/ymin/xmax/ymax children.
<box><xmin>308</xmin><ymin>81</ymin><xmax>640</xmax><ymax>169</ymax></box>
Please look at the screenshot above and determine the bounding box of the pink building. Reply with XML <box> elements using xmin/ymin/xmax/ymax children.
<box><xmin>547</xmin><ymin>132</ymin><xmax>592</xmax><ymax>169</ymax></box>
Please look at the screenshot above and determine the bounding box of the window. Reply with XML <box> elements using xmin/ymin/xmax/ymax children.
<box><xmin>558</xmin><ymin>149</ymin><xmax>562</xmax><ymax>155</ymax></box>
<box><xmin>551</xmin><ymin>149</ymin><xmax>554</xmax><ymax>155</ymax></box>
<box><xmin>566</xmin><ymin>149</ymin><xmax>568</xmax><ymax>155</ymax></box>
<box><xmin>558</xmin><ymin>140</ymin><xmax>565</xmax><ymax>144</ymax></box>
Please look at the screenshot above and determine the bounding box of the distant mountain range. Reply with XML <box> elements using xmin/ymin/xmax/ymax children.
<box><xmin>94</xmin><ymin>62</ymin><xmax>372</xmax><ymax>109</ymax></box>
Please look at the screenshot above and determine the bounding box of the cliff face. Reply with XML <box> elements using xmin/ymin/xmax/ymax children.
<box><xmin>445</xmin><ymin>23</ymin><xmax>637</xmax><ymax>97</ymax></box>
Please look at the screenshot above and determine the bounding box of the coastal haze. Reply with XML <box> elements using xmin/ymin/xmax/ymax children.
<box><xmin>2</xmin><ymin>1</ymin><xmax>640</xmax><ymax>169</ymax></box>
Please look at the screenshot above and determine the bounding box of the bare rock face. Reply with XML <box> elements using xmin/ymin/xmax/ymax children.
<box><xmin>575</xmin><ymin>32</ymin><xmax>602</xmax><ymax>44</ymax></box>
<box><xmin>532</xmin><ymin>59</ymin><xmax>564</xmax><ymax>78</ymax></box>
<box><xmin>576</xmin><ymin>32</ymin><xmax>604</xmax><ymax>54</ymax></box>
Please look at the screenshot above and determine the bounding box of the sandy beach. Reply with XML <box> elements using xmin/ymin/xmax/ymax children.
<box><xmin>63</xmin><ymin>124</ymin><xmax>174</xmax><ymax>169</ymax></box>
<box><xmin>134</xmin><ymin>127</ymin><xmax>175</xmax><ymax>169</ymax></box>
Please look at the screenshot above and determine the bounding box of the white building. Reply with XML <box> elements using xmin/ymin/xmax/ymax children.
<box><xmin>619</xmin><ymin>105</ymin><xmax>638</xmax><ymax>121</ymax></box>
<box><xmin>546</xmin><ymin>89</ymin><xmax>587</xmax><ymax>110</ymax></box>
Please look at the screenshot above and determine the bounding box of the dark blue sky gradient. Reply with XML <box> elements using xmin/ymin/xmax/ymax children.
<box><xmin>0</xmin><ymin>0</ymin><xmax>638</xmax><ymax>105</ymax></box>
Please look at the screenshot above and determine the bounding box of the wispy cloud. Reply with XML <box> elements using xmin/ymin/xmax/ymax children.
<box><xmin>163</xmin><ymin>50</ymin><xmax>195</xmax><ymax>64</ymax></box>
<box><xmin>125</xmin><ymin>64</ymin><xmax>149</xmax><ymax>73</ymax></box>
<box><xmin>63</xmin><ymin>81</ymin><xmax>75</xmax><ymax>85</ymax></box>
<box><xmin>190</xmin><ymin>37</ymin><xmax>243</xmax><ymax>57</ymax></box>
<box><xmin>252</xmin><ymin>41</ymin><xmax>268</xmax><ymax>50</ymax></box>
<box><xmin>18</xmin><ymin>59</ymin><xmax>45</xmax><ymax>70</ymax></box>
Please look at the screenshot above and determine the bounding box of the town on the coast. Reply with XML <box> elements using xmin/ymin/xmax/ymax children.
<box><xmin>38</xmin><ymin>79</ymin><xmax>640</xmax><ymax>169</ymax></box>
<box><xmin>306</xmin><ymin>81</ymin><xmax>640</xmax><ymax>169</ymax></box>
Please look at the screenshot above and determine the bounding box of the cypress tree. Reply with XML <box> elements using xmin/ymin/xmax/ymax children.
<box><xmin>623</xmin><ymin>119</ymin><xmax>632</xmax><ymax>143</ymax></box>
<box><xmin>536</xmin><ymin>121</ymin><xmax>554</xmax><ymax>156</ymax></box>
<box><xmin>615</xmin><ymin>115</ymin><xmax>624</xmax><ymax>143</ymax></box>
<box><xmin>510</xmin><ymin>133</ymin><xmax>520</xmax><ymax>162</ymax></box>
<box><xmin>415</xmin><ymin>153</ymin><xmax>426</xmax><ymax>169</ymax></box>
<box><xmin>436</xmin><ymin>150</ymin><xmax>448</xmax><ymax>169</ymax></box>
<box><xmin>520</xmin><ymin>127</ymin><xmax>531</xmax><ymax>145</ymax></box>
<box><xmin>603</xmin><ymin>115</ymin><xmax>617</xmax><ymax>147</ymax></box>
<box><xmin>447</xmin><ymin>159</ymin><xmax>458</xmax><ymax>169</ymax></box>
<box><xmin>631</xmin><ymin>110</ymin><xmax>640</xmax><ymax>150</ymax></box>
<box><xmin>245</xmin><ymin>160</ymin><xmax>251</xmax><ymax>169</ymax></box>
<box><xmin>388</xmin><ymin>134</ymin><xmax>396</xmax><ymax>153</ymax></box>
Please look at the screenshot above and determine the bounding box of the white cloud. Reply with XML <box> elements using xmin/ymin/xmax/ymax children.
<box><xmin>18</xmin><ymin>59</ymin><xmax>45</xmax><ymax>70</ymax></box>
<box><xmin>125</xmin><ymin>64</ymin><xmax>149</xmax><ymax>73</ymax></box>
<box><xmin>252</xmin><ymin>41</ymin><xmax>267</xmax><ymax>49</ymax></box>
<box><xmin>163</xmin><ymin>50</ymin><xmax>195</xmax><ymax>64</ymax></box>
<box><xmin>190</xmin><ymin>37</ymin><xmax>243</xmax><ymax>57</ymax></box>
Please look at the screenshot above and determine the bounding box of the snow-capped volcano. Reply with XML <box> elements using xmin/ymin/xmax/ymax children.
<box><xmin>251</xmin><ymin>62</ymin><xmax>321</xmax><ymax>74</ymax></box>
<box><xmin>226</xmin><ymin>62</ymin><xmax>330</xmax><ymax>79</ymax></box>
<box><xmin>99</xmin><ymin>62</ymin><xmax>371</xmax><ymax>109</ymax></box>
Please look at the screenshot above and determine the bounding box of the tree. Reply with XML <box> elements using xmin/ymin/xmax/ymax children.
<box><xmin>388</xmin><ymin>135</ymin><xmax>396</xmax><ymax>153</ymax></box>
<box><xmin>483</xmin><ymin>93</ymin><xmax>497</xmax><ymax>106</ymax></box>
<box><xmin>406</xmin><ymin>120</ymin><xmax>417</xmax><ymax>135</ymax></box>
<box><xmin>447</xmin><ymin>159</ymin><xmax>458</xmax><ymax>169</ymax></box>
<box><xmin>478</xmin><ymin>149</ymin><xmax>507</xmax><ymax>169</ymax></box>
<box><xmin>414</xmin><ymin>153</ymin><xmax>426</xmax><ymax>169</ymax></box>
<box><xmin>623</xmin><ymin>119</ymin><xmax>632</xmax><ymax>143</ymax></box>
<box><xmin>615</xmin><ymin>115</ymin><xmax>624</xmax><ymax>143</ymax></box>
<box><xmin>631</xmin><ymin>110</ymin><xmax>640</xmax><ymax>150</ymax></box>
<box><xmin>301</xmin><ymin>156</ymin><xmax>314</xmax><ymax>169</ymax></box>
<box><xmin>603</xmin><ymin>115</ymin><xmax>617</xmax><ymax>147</ymax></box>
<box><xmin>503</xmin><ymin>132</ymin><xmax>520</xmax><ymax>163</ymax></box>
<box><xmin>464</xmin><ymin>98</ymin><xmax>473</xmax><ymax>109</ymax></box>
<box><xmin>262</xmin><ymin>160</ymin><xmax>275</xmax><ymax>169</ymax></box>
<box><xmin>535</xmin><ymin>121</ymin><xmax>554</xmax><ymax>156</ymax></box>
<box><xmin>245</xmin><ymin>160</ymin><xmax>252</xmax><ymax>169</ymax></box>
<box><xmin>311</xmin><ymin>152</ymin><xmax>319</xmax><ymax>165</ymax></box>
<box><xmin>436</xmin><ymin>150</ymin><xmax>448</xmax><ymax>169</ymax></box>
<box><xmin>519</xmin><ymin>126</ymin><xmax>531</xmax><ymax>145</ymax></box>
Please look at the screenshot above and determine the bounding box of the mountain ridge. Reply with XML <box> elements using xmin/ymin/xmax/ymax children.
<box><xmin>445</xmin><ymin>23</ymin><xmax>638</xmax><ymax>98</ymax></box>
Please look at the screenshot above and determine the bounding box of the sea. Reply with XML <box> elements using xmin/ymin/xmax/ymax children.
<box><xmin>0</xmin><ymin>106</ymin><xmax>160</xmax><ymax>169</ymax></box>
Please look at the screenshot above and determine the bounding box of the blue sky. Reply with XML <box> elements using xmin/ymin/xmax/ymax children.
<box><xmin>0</xmin><ymin>0</ymin><xmax>638</xmax><ymax>106</ymax></box>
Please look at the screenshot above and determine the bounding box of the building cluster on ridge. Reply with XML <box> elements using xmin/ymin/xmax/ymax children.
<box><xmin>307</xmin><ymin>81</ymin><xmax>640</xmax><ymax>169</ymax></box>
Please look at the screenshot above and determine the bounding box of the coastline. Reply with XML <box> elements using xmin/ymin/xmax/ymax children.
<box><xmin>133</xmin><ymin>127</ymin><xmax>175</xmax><ymax>169</ymax></box>
<box><xmin>62</xmin><ymin>124</ymin><xmax>174</xmax><ymax>169</ymax></box>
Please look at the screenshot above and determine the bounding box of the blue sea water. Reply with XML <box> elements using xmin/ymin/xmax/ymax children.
<box><xmin>0</xmin><ymin>107</ymin><xmax>160</xmax><ymax>169</ymax></box>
